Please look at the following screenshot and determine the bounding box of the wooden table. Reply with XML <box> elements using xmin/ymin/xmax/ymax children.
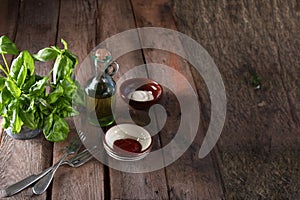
<box><xmin>0</xmin><ymin>0</ymin><xmax>299</xmax><ymax>199</ymax></box>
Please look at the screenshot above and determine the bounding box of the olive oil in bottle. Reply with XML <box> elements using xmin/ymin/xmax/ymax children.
<box><xmin>85</xmin><ymin>48</ymin><xmax>119</xmax><ymax>127</ymax></box>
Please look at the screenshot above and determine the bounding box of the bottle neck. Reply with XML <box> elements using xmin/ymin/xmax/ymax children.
<box><xmin>94</xmin><ymin>60</ymin><xmax>106</xmax><ymax>77</ymax></box>
<box><xmin>92</xmin><ymin>48</ymin><xmax>113</xmax><ymax>79</ymax></box>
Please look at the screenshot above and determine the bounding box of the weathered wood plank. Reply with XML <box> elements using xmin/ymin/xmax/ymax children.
<box><xmin>173</xmin><ymin>0</ymin><xmax>300</xmax><ymax>198</ymax></box>
<box><xmin>0</xmin><ymin>0</ymin><xmax>18</xmax><ymax>37</ymax></box>
<box><xmin>0</xmin><ymin>0</ymin><xmax>19</xmax><ymax>76</ymax></box>
<box><xmin>131</xmin><ymin>0</ymin><xmax>224</xmax><ymax>199</ymax></box>
<box><xmin>50</xmin><ymin>0</ymin><xmax>105</xmax><ymax>200</ymax></box>
<box><xmin>0</xmin><ymin>0</ymin><xmax>59</xmax><ymax>199</ymax></box>
<box><xmin>96</xmin><ymin>0</ymin><xmax>169</xmax><ymax>199</ymax></box>
<box><xmin>0</xmin><ymin>0</ymin><xmax>20</xmax><ymax>196</ymax></box>
<box><xmin>173</xmin><ymin>0</ymin><xmax>299</xmax><ymax>151</ymax></box>
<box><xmin>52</xmin><ymin>1</ymin><xmax>169</xmax><ymax>199</ymax></box>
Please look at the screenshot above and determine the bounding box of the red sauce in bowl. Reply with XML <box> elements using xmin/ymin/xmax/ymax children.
<box><xmin>113</xmin><ymin>138</ymin><xmax>142</xmax><ymax>153</ymax></box>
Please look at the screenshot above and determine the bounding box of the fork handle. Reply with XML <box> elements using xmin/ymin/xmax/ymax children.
<box><xmin>32</xmin><ymin>153</ymin><xmax>68</xmax><ymax>195</ymax></box>
<box><xmin>3</xmin><ymin>167</ymin><xmax>53</xmax><ymax>197</ymax></box>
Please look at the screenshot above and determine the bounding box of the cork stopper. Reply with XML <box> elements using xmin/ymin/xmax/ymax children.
<box><xmin>95</xmin><ymin>48</ymin><xmax>111</xmax><ymax>61</ymax></box>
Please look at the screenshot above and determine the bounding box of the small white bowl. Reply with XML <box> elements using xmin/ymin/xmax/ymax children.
<box><xmin>103</xmin><ymin>124</ymin><xmax>152</xmax><ymax>161</ymax></box>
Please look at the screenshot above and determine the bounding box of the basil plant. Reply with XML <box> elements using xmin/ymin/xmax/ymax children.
<box><xmin>0</xmin><ymin>36</ymin><xmax>84</xmax><ymax>142</ymax></box>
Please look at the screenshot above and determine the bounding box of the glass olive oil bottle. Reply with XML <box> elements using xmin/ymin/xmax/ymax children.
<box><xmin>85</xmin><ymin>48</ymin><xmax>119</xmax><ymax>127</ymax></box>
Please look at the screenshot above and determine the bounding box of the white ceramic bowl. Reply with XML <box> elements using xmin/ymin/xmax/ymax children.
<box><xmin>103</xmin><ymin>124</ymin><xmax>152</xmax><ymax>161</ymax></box>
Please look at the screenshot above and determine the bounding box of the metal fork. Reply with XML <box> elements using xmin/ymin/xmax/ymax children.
<box><xmin>2</xmin><ymin>148</ymin><xmax>94</xmax><ymax>197</ymax></box>
<box><xmin>62</xmin><ymin>148</ymin><xmax>94</xmax><ymax>167</ymax></box>
<box><xmin>32</xmin><ymin>135</ymin><xmax>83</xmax><ymax>195</ymax></box>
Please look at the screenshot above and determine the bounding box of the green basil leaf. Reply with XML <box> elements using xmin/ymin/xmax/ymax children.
<box><xmin>10</xmin><ymin>52</ymin><xmax>23</xmax><ymax>79</ymax></box>
<box><xmin>44</xmin><ymin>115</ymin><xmax>69</xmax><ymax>142</ymax></box>
<box><xmin>19</xmin><ymin>94</ymin><xmax>36</xmax><ymax>112</ymax></box>
<box><xmin>11</xmin><ymin>51</ymin><xmax>35</xmax><ymax>78</ymax></box>
<box><xmin>55</xmin><ymin>98</ymin><xmax>69</xmax><ymax>117</ymax></box>
<box><xmin>0</xmin><ymin>86</ymin><xmax>12</xmax><ymax>106</ymax></box>
<box><xmin>0</xmin><ymin>77</ymin><xmax>5</xmax><ymax>90</ymax></box>
<box><xmin>12</xmin><ymin>107</ymin><xmax>23</xmax><ymax>133</ymax></box>
<box><xmin>0</xmin><ymin>96</ymin><xmax>3</xmax><ymax>114</ymax></box>
<box><xmin>43</xmin><ymin>113</ymin><xmax>53</xmax><ymax>135</ymax></box>
<box><xmin>0</xmin><ymin>105</ymin><xmax>3</xmax><ymax>116</ymax></box>
<box><xmin>33</xmin><ymin>47</ymin><xmax>58</xmax><ymax>62</ymax></box>
<box><xmin>29</xmin><ymin>76</ymin><xmax>49</xmax><ymax>96</ymax></box>
<box><xmin>56</xmin><ymin>97</ymin><xmax>79</xmax><ymax>118</ymax></box>
<box><xmin>60</xmin><ymin>79</ymin><xmax>77</xmax><ymax>98</ymax></box>
<box><xmin>52</xmin><ymin>55</ymin><xmax>62</xmax><ymax>84</ymax></box>
<box><xmin>72</xmin><ymin>82</ymin><xmax>86</xmax><ymax>106</ymax></box>
<box><xmin>5</xmin><ymin>79</ymin><xmax>21</xmax><ymax>98</ymax></box>
<box><xmin>37</xmin><ymin>112</ymin><xmax>44</xmax><ymax>130</ymax></box>
<box><xmin>65</xmin><ymin>50</ymin><xmax>78</xmax><ymax>67</ymax></box>
<box><xmin>0</xmin><ymin>86</ymin><xmax>8</xmax><ymax>114</ymax></box>
<box><xmin>38</xmin><ymin>98</ymin><xmax>51</xmax><ymax>115</ymax></box>
<box><xmin>61</xmin><ymin>38</ymin><xmax>68</xmax><ymax>50</ymax></box>
<box><xmin>51</xmin><ymin>46</ymin><xmax>61</xmax><ymax>53</ymax></box>
<box><xmin>38</xmin><ymin>104</ymin><xmax>50</xmax><ymax>115</ymax></box>
<box><xmin>2</xmin><ymin>100</ymin><xmax>15</xmax><ymax>125</ymax></box>
<box><xmin>2</xmin><ymin>117</ymin><xmax>11</xmax><ymax>129</ymax></box>
<box><xmin>0</xmin><ymin>35</ymin><xmax>19</xmax><ymax>55</ymax></box>
<box><xmin>20</xmin><ymin>109</ymin><xmax>37</xmax><ymax>130</ymax></box>
<box><xmin>7</xmin><ymin>98</ymin><xmax>18</xmax><ymax>112</ymax></box>
<box><xmin>53</xmin><ymin>55</ymin><xmax>73</xmax><ymax>84</ymax></box>
<box><xmin>64</xmin><ymin>57</ymin><xmax>74</xmax><ymax>77</ymax></box>
<box><xmin>47</xmin><ymin>84</ymin><xmax>64</xmax><ymax>104</ymax></box>
<box><xmin>21</xmin><ymin>75</ymin><xmax>36</xmax><ymax>91</ymax></box>
<box><xmin>23</xmin><ymin>50</ymin><xmax>34</xmax><ymax>76</ymax></box>
<box><xmin>65</xmin><ymin>106</ymin><xmax>79</xmax><ymax>117</ymax></box>
<box><xmin>16</xmin><ymin>65</ymin><xmax>27</xmax><ymax>87</ymax></box>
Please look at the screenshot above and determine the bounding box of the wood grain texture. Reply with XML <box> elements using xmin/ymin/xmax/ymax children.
<box><xmin>0</xmin><ymin>0</ymin><xmax>18</xmax><ymax>38</ymax></box>
<box><xmin>0</xmin><ymin>0</ymin><xmax>58</xmax><ymax>199</ymax></box>
<box><xmin>173</xmin><ymin>0</ymin><xmax>300</xmax><ymax>198</ymax></box>
<box><xmin>131</xmin><ymin>0</ymin><xmax>224</xmax><ymax>199</ymax></box>
<box><xmin>173</xmin><ymin>0</ymin><xmax>300</xmax><ymax>151</ymax></box>
<box><xmin>1</xmin><ymin>0</ymin><xmax>298</xmax><ymax>199</ymax></box>
<box><xmin>0</xmin><ymin>0</ymin><xmax>20</xmax><ymax>197</ymax></box>
<box><xmin>0</xmin><ymin>0</ymin><xmax>19</xmax><ymax>75</ymax></box>
<box><xmin>96</xmin><ymin>0</ymin><xmax>169</xmax><ymax>199</ymax></box>
<box><xmin>51</xmin><ymin>0</ymin><xmax>105</xmax><ymax>199</ymax></box>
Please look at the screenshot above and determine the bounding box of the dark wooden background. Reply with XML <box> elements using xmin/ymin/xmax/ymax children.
<box><xmin>173</xmin><ymin>1</ymin><xmax>299</xmax><ymax>198</ymax></box>
<box><xmin>0</xmin><ymin>0</ymin><xmax>299</xmax><ymax>199</ymax></box>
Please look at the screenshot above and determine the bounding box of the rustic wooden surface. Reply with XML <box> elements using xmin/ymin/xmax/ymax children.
<box><xmin>51</xmin><ymin>1</ymin><xmax>106</xmax><ymax>199</ymax></box>
<box><xmin>131</xmin><ymin>1</ymin><xmax>224</xmax><ymax>199</ymax></box>
<box><xmin>173</xmin><ymin>0</ymin><xmax>299</xmax><ymax>199</ymax></box>
<box><xmin>98</xmin><ymin>1</ymin><xmax>168</xmax><ymax>199</ymax></box>
<box><xmin>0</xmin><ymin>0</ymin><xmax>57</xmax><ymax>199</ymax></box>
<box><xmin>0</xmin><ymin>0</ymin><xmax>299</xmax><ymax>199</ymax></box>
<box><xmin>173</xmin><ymin>0</ymin><xmax>300</xmax><ymax>150</ymax></box>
